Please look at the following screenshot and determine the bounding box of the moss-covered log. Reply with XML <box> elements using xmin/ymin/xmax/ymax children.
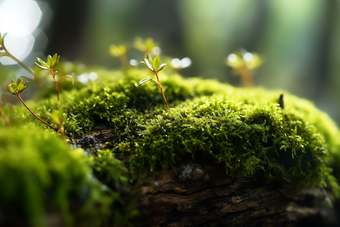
<box><xmin>1</xmin><ymin>66</ymin><xmax>340</xmax><ymax>226</ymax></box>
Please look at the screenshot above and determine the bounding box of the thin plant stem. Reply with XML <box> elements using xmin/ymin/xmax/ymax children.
<box><xmin>2</xmin><ymin>44</ymin><xmax>45</xmax><ymax>88</ymax></box>
<box><xmin>238</xmin><ymin>66</ymin><xmax>253</xmax><ymax>88</ymax></box>
<box><xmin>2</xmin><ymin>45</ymin><xmax>35</xmax><ymax>77</ymax></box>
<box><xmin>16</xmin><ymin>94</ymin><xmax>57</xmax><ymax>131</ymax></box>
<box><xmin>154</xmin><ymin>71</ymin><xmax>170</xmax><ymax>110</ymax></box>
<box><xmin>59</xmin><ymin>126</ymin><xmax>67</xmax><ymax>141</ymax></box>
<box><xmin>48</xmin><ymin>69</ymin><xmax>60</xmax><ymax>106</ymax></box>
<box><xmin>119</xmin><ymin>54</ymin><xmax>129</xmax><ymax>69</ymax></box>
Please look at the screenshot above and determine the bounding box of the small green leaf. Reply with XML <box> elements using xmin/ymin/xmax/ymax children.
<box><xmin>50</xmin><ymin>53</ymin><xmax>60</xmax><ymax>68</ymax></box>
<box><xmin>137</xmin><ymin>60</ymin><xmax>153</xmax><ymax>71</ymax></box>
<box><xmin>0</xmin><ymin>52</ymin><xmax>8</xmax><ymax>58</ymax></box>
<box><xmin>59</xmin><ymin>75</ymin><xmax>74</xmax><ymax>85</ymax></box>
<box><xmin>153</xmin><ymin>55</ymin><xmax>160</xmax><ymax>70</ymax></box>
<box><xmin>61</xmin><ymin>112</ymin><xmax>67</xmax><ymax>123</ymax></box>
<box><xmin>157</xmin><ymin>63</ymin><xmax>167</xmax><ymax>72</ymax></box>
<box><xmin>138</xmin><ymin>78</ymin><xmax>159</xmax><ymax>86</ymax></box>
<box><xmin>0</xmin><ymin>33</ymin><xmax>7</xmax><ymax>48</ymax></box>
<box><xmin>47</xmin><ymin>55</ymin><xmax>52</xmax><ymax>67</ymax></box>
<box><xmin>50</xmin><ymin>107</ymin><xmax>67</xmax><ymax>126</ymax></box>
<box><xmin>145</xmin><ymin>55</ymin><xmax>154</xmax><ymax>71</ymax></box>
<box><xmin>51</xmin><ymin>109</ymin><xmax>59</xmax><ymax>123</ymax></box>
<box><xmin>52</xmin><ymin>53</ymin><xmax>58</xmax><ymax>65</ymax></box>
<box><xmin>35</xmin><ymin>58</ymin><xmax>50</xmax><ymax>69</ymax></box>
<box><xmin>16</xmin><ymin>78</ymin><xmax>23</xmax><ymax>87</ymax></box>
<box><xmin>6</xmin><ymin>84</ymin><xmax>15</xmax><ymax>94</ymax></box>
<box><xmin>138</xmin><ymin>55</ymin><xmax>154</xmax><ymax>71</ymax></box>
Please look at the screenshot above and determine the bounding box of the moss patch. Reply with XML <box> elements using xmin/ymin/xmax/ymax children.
<box><xmin>0</xmin><ymin>125</ymin><xmax>135</xmax><ymax>227</ymax></box>
<box><xmin>3</xmin><ymin>65</ymin><xmax>340</xmax><ymax>225</ymax></box>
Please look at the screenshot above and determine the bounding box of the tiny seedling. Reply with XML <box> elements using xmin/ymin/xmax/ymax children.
<box><xmin>35</xmin><ymin>53</ymin><xmax>74</xmax><ymax>106</ymax></box>
<box><xmin>109</xmin><ymin>44</ymin><xmax>128</xmax><ymax>68</ymax></box>
<box><xmin>7</xmin><ymin>78</ymin><xmax>56</xmax><ymax>131</ymax></box>
<box><xmin>138</xmin><ymin>55</ymin><xmax>170</xmax><ymax>110</ymax></box>
<box><xmin>0</xmin><ymin>33</ymin><xmax>35</xmax><ymax>77</ymax></box>
<box><xmin>49</xmin><ymin>107</ymin><xmax>68</xmax><ymax>141</ymax></box>
<box><xmin>134</xmin><ymin>37</ymin><xmax>160</xmax><ymax>56</ymax></box>
<box><xmin>226</xmin><ymin>50</ymin><xmax>262</xmax><ymax>88</ymax></box>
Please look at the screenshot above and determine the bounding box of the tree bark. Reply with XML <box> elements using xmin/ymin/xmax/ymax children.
<box><xmin>79</xmin><ymin>125</ymin><xmax>338</xmax><ymax>227</ymax></box>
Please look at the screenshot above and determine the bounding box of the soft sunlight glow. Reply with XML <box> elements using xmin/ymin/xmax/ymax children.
<box><xmin>130</xmin><ymin>59</ymin><xmax>138</xmax><ymax>66</ymax></box>
<box><xmin>77</xmin><ymin>72</ymin><xmax>98</xmax><ymax>84</ymax></box>
<box><xmin>227</xmin><ymin>53</ymin><xmax>237</xmax><ymax>62</ymax></box>
<box><xmin>181</xmin><ymin>57</ymin><xmax>191</xmax><ymax>68</ymax></box>
<box><xmin>0</xmin><ymin>0</ymin><xmax>43</xmax><ymax>65</ymax></box>
<box><xmin>243</xmin><ymin>52</ymin><xmax>253</xmax><ymax>61</ymax></box>
<box><xmin>171</xmin><ymin>57</ymin><xmax>192</xmax><ymax>69</ymax></box>
<box><xmin>171</xmin><ymin>58</ymin><xmax>181</xmax><ymax>68</ymax></box>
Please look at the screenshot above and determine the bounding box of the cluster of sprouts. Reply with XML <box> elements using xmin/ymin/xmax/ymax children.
<box><xmin>0</xmin><ymin>32</ymin><xmax>73</xmax><ymax>140</ymax></box>
<box><xmin>0</xmin><ymin>32</ymin><xmax>265</xmax><ymax>137</ymax></box>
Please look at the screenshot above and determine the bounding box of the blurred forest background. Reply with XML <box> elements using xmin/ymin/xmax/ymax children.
<box><xmin>1</xmin><ymin>0</ymin><xmax>340</xmax><ymax>125</ymax></box>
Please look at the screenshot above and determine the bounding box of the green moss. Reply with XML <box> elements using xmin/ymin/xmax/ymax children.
<box><xmin>4</xmin><ymin>65</ymin><xmax>340</xmax><ymax>225</ymax></box>
<box><xmin>91</xmin><ymin>149</ymin><xmax>138</xmax><ymax>225</ymax></box>
<box><xmin>0</xmin><ymin>125</ymin><xmax>132</xmax><ymax>227</ymax></box>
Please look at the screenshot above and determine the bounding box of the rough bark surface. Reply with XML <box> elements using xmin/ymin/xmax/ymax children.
<box><xmin>132</xmin><ymin>157</ymin><xmax>335</xmax><ymax>227</ymax></box>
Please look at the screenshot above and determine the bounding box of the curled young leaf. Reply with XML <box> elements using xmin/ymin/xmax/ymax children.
<box><xmin>59</xmin><ymin>75</ymin><xmax>74</xmax><ymax>85</ymax></box>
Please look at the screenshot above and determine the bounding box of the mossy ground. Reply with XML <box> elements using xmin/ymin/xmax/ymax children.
<box><xmin>1</xmin><ymin>65</ymin><xmax>340</xmax><ymax>226</ymax></box>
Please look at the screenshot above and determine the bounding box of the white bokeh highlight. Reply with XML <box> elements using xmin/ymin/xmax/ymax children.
<box><xmin>0</xmin><ymin>0</ymin><xmax>43</xmax><ymax>65</ymax></box>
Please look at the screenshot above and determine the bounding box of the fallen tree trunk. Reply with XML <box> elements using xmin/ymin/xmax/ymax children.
<box><xmin>77</xmin><ymin>124</ymin><xmax>337</xmax><ymax>227</ymax></box>
<box><xmin>133</xmin><ymin>158</ymin><xmax>334</xmax><ymax>227</ymax></box>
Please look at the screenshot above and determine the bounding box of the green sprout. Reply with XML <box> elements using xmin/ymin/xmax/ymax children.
<box><xmin>134</xmin><ymin>37</ymin><xmax>160</xmax><ymax>56</ymax></box>
<box><xmin>7</xmin><ymin>78</ymin><xmax>56</xmax><ymax>131</ymax></box>
<box><xmin>109</xmin><ymin>44</ymin><xmax>128</xmax><ymax>68</ymax></box>
<box><xmin>226</xmin><ymin>50</ymin><xmax>263</xmax><ymax>88</ymax></box>
<box><xmin>138</xmin><ymin>55</ymin><xmax>169</xmax><ymax>110</ymax></box>
<box><xmin>0</xmin><ymin>102</ymin><xmax>13</xmax><ymax>126</ymax></box>
<box><xmin>35</xmin><ymin>53</ymin><xmax>74</xmax><ymax>106</ymax></box>
<box><xmin>0</xmin><ymin>33</ymin><xmax>35</xmax><ymax>77</ymax></box>
<box><xmin>49</xmin><ymin>107</ymin><xmax>68</xmax><ymax>141</ymax></box>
